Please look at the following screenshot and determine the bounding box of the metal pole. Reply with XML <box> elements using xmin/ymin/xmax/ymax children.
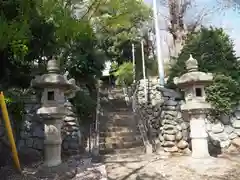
<box><xmin>132</xmin><ymin>43</ymin><xmax>136</xmax><ymax>83</ymax></box>
<box><xmin>153</xmin><ymin>0</ymin><xmax>165</xmax><ymax>86</ymax></box>
<box><xmin>92</xmin><ymin>80</ymin><xmax>100</xmax><ymax>156</ymax></box>
<box><xmin>0</xmin><ymin>92</ymin><xmax>21</xmax><ymax>173</ymax></box>
<box><xmin>141</xmin><ymin>40</ymin><xmax>147</xmax><ymax>101</ymax></box>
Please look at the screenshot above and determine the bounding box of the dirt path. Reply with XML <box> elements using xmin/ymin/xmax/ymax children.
<box><xmin>104</xmin><ymin>148</ymin><xmax>240</xmax><ymax>180</ymax></box>
<box><xmin>100</xmin><ymin>88</ymin><xmax>240</xmax><ymax>180</ymax></box>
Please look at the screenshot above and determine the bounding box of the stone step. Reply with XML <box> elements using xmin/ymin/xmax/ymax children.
<box><xmin>100</xmin><ymin>134</ymin><xmax>142</xmax><ymax>142</ymax></box>
<box><xmin>105</xmin><ymin>147</ymin><xmax>145</xmax><ymax>156</ymax></box>
<box><xmin>100</xmin><ymin>137</ymin><xmax>142</xmax><ymax>145</ymax></box>
<box><xmin>99</xmin><ymin>130</ymin><xmax>140</xmax><ymax>136</ymax></box>
<box><xmin>99</xmin><ymin>140</ymin><xmax>143</xmax><ymax>152</ymax></box>
<box><xmin>103</xmin><ymin>126</ymin><xmax>138</xmax><ymax>132</ymax></box>
<box><xmin>100</xmin><ymin>134</ymin><xmax>142</xmax><ymax>140</ymax></box>
<box><xmin>100</xmin><ymin>124</ymin><xmax>138</xmax><ymax>130</ymax></box>
<box><xmin>99</xmin><ymin>133</ymin><xmax>141</xmax><ymax>141</ymax></box>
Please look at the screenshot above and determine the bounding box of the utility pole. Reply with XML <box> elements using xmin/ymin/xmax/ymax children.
<box><xmin>132</xmin><ymin>43</ymin><xmax>136</xmax><ymax>83</ymax></box>
<box><xmin>141</xmin><ymin>39</ymin><xmax>147</xmax><ymax>101</ymax></box>
<box><xmin>153</xmin><ymin>0</ymin><xmax>165</xmax><ymax>86</ymax></box>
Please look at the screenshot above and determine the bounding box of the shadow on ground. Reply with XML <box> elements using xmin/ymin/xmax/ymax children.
<box><xmin>104</xmin><ymin>153</ymin><xmax>240</xmax><ymax>180</ymax></box>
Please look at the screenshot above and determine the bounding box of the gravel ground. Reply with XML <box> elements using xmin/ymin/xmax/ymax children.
<box><xmin>2</xmin><ymin>151</ymin><xmax>240</xmax><ymax>180</ymax></box>
<box><xmin>0</xmin><ymin>155</ymin><xmax>107</xmax><ymax>180</ymax></box>
<box><xmin>104</xmin><ymin>150</ymin><xmax>240</xmax><ymax>180</ymax></box>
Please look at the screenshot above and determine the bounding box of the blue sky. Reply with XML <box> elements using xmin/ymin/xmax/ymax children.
<box><xmin>144</xmin><ymin>0</ymin><xmax>240</xmax><ymax>56</ymax></box>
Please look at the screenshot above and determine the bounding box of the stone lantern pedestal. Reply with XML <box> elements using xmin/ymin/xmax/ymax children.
<box><xmin>174</xmin><ymin>55</ymin><xmax>213</xmax><ymax>158</ymax></box>
<box><xmin>42</xmin><ymin>115</ymin><xmax>63</xmax><ymax>166</ymax></box>
<box><xmin>183</xmin><ymin>106</ymin><xmax>211</xmax><ymax>158</ymax></box>
<box><xmin>31</xmin><ymin>59</ymin><xmax>78</xmax><ymax>167</ymax></box>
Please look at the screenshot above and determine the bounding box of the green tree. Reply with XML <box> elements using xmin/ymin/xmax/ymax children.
<box><xmin>114</xmin><ymin>62</ymin><xmax>133</xmax><ymax>87</ymax></box>
<box><xmin>0</xmin><ymin>0</ymin><xmax>152</xmax><ymax>127</ymax></box>
<box><xmin>167</xmin><ymin>27</ymin><xmax>240</xmax><ymax>115</ymax></box>
<box><xmin>91</xmin><ymin>0</ymin><xmax>152</xmax><ymax>64</ymax></box>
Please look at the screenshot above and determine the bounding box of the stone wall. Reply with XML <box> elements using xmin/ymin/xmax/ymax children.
<box><xmin>133</xmin><ymin>78</ymin><xmax>190</xmax><ymax>153</ymax></box>
<box><xmin>62</xmin><ymin>101</ymin><xmax>82</xmax><ymax>155</ymax></box>
<box><xmin>0</xmin><ymin>95</ymin><xmax>82</xmax><ymax>165</ymax></box>
<box><xmin>159</xmin><ymin>88</ymin><xmax>190</xmax><ymax>153</ymax></box>
<box><xmin>206</xmin><ymin>106</ymin><xmax>240</xmax><ymax>154</ymax></box>
<box><xmin>18</xmin><ymin>97</ymin><xmax>43</xmax><ymax>151</ymax></box>
<box><xmin>134</xmin><ymin>77</ymin><xmax>240</xmax><ymax>155</ymax></box>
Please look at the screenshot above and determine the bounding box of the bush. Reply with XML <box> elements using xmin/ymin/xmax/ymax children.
<box><xmin>206</xmin><ymin>74</ymin><xmax>240</xmax><ymax>115</ymax></box>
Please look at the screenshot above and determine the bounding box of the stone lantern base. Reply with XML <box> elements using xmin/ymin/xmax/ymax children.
<box><xmin>188</xmin><ymin>110</ymin><xmax>210</xmax><ymax>158</ymax></box>
<box><xmin>40</xmin><ymin>114</ymin><xmax>64</xmax><ymax>167</ymax></box>
<box><xmin>44</xmin><ymin>140</ymin><xmax>62</xmax><ymax>167</ymax></box>
<box><xmin>191</xmin><ymin>138</ymin><xmax>210</xmax><ymax>158</ymax></box>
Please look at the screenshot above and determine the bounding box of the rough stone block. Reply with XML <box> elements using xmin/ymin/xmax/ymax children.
<box><xmin>181</xmin><ymin>122</ymin><xmax>190</xmax><ymax>130</ymax></box>
<box><xmin>224</xmin><ymin>125</ymin><xmax>234</xmax><ymax>134</ymax></box>
<box><xmin>235</xmin><ymin>129</ymin><xmax>240</xmax><ymax>136</ymax></box>
<box><xmin>26</xmin><ymin>138</ymin><xmax>34</xmax><ymax>148</ymax></box>
<box><xmin>21</xmin><ymin>131</ymin><xmax>30</xmax><ymax>139</ymax></box>
<box><xmin>165</xmin><ymin>100</ymin><xmax>178</xmax><ymax>106</ymax></box>
<box><xmin>229</xmin><ymin>133</ymin><xmax>237</xmax><ymax>140</ymax></box>
<box><xmin>176</xmin><ymin>131</ymin><xmax>183</xmax><ymax>141</ymax></box>
<box><xmin>33</xmin><ymin>127</ymin><xmax>44</xmax><ymax>138</ymax></box>
<box><xmin>63</xmin><ymin>141</ymin><xmax>68</xmax><ymax>150</ymax></box>
<box><xmin>235</xmin><ymin>111</ymin><xmax>240</xmax><ymax>119</ymax></box>
<box><xmin>177</xmin><ymin>140</ymin><xmax>188</xmax><ymax>149</ymax></box>
<box><xmin>163</xmin><ymin>134</ymin><xmax>175</xmax><ymax>141</ymax></box>
<box><xmin>17</xmin><ymin>139</ymin><xmax>25</xmax><ymax>150</ymax></box>
<box><xmin>211</xmin><ymin>123</ymin><xmax>224</xmax><ymax>134</ymax></box>
<box><xmin>210</xmin><ymin>132</ymin><xmax>228</xmax><ymax>141</ymax></box>
<box><xmin>233</xmin><ymin>120</ymin><xmax>240</xmax><ymax>129</ymax></box>
<box><xmin>33</xmin><ymin>139</ymin><xmax>44</xmax><ymax>150</ymax></box>
<box><xmin>164</xmin><ymin>146</ymin><xmax>178</xmax><ymax>152</ymax></box>
<box><xmin>162</xmin><ymin>141</ymin><xmax>175</xmax><ymax>147</ymax></box>
<box><xmin>69</xmin><ymin>142</ymin><xmax>79</xmax><ymax>149</ymax></box>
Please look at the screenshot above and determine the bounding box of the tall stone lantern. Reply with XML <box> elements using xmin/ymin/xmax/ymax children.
<box><xmin>31</xmin><ymin>59</ymin><xmax>78</xmax><ymax>167</ymax></box>
<box><xmin>174</xmin><ymin>55</ymin><xmax>213</xmax><ymax>158</ymax></box>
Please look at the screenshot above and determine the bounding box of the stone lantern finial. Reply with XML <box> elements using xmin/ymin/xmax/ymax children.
<box><xmin>186</xmin><ymin>54</ymin><xmax>198</xmax><ymax>72</ymax></box>
<box><xmin>47</xmin><ymin>58</ymin><xmax>60</xmax><ymax>73</ymax></box>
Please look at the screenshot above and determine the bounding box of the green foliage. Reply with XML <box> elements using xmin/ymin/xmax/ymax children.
<box><xmin>4</xmin><ymin>89</ymin><xmax>25</xmax><ymax>140</ymax></box>
<box><xmin>114</xmin><ymin>62</ymin><xmax>133</xmax><ymax>86</ymax></box>
<box><xmin>0</xmin><ymin>0</ymin><xmax>152</xmax><ymax>132</ymax></box>
<box><xmin>60</xmin><ymin>24</ymin><xmax>105</xmax><ymax>81</ymax></box>
<box><xmin>167</xmin><ymin>27</ymin><xmax>240</xmax><ymax>114</ymax></box>
<box><xmin>206</xmin><ymin>74</ymin><xmax>240</xmax><ymax>115</ymax></box>
<box><xmin>109</xmin><ymin>61</ymin><xmax>118</xmax><ymax>75</ymax></box>
<box><xmin>71</xmin><ymin>89</ymin><xmax>97</xmax><ymax>125</ymax></box>
<box><xmin>0</xmin><ymin>0</ymin><xmax>151</xmax><ymax>89</ymax></box>
<box><xmin>92</xmin><ymin>0</ymin><xmax>152</xmax><ymax>64</ymax></box>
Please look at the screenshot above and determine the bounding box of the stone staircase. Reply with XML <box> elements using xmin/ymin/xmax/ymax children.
<box><xmin>99</xmin><ymin>88</ymin><xmax>143</xmax><ymax>154</ymax></box>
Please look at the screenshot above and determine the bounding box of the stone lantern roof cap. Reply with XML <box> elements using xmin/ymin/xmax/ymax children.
<box><xmin>173</xmin><ymin>55</ymin><xmax>213</xmax><ymax>87</ymax></box>
<box><xmin>31</xmin><ymin>58</ymin><xmax>78</xmax><ymax>91</ymax></box>
<box><xmin>186</xmin><ymin>54</ymin><xmax>198</xmax><ymax>72</ymax></box>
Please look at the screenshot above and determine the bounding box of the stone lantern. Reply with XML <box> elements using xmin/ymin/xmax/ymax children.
<box><xmin>31</xmin><ymin>58</ymin><xmax>78</xmax><ymax>167</ymax></box>
<box><xmin>174</xmin><ymin>55</ymin><xmax>213</xmax><ymax>158</ymax></box>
